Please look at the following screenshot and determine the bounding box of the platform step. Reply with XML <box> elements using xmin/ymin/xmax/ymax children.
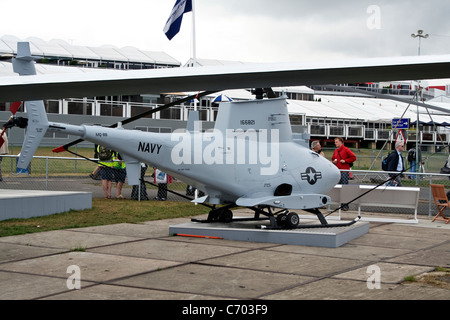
<box><xmin>170</xmin><ymin>218</ymin><xmax>369</xmax><ymax>248</ymax></box>
<box><xmin>0</xmin><ymin>189</ymin><xmax>92</xmax><ymax>221</ymax></box>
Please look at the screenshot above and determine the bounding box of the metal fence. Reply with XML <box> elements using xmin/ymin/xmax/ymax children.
<box><xmin>0</xmin><ymin>154</ymin><xmax>449</xmax><ymax>218</ymax></box>
<box><xmin>338</xmin><ymin>169</ymin><xmax>449</xmax><ymax>218</ymax></box>
<box><xmin>0</xmin><ymin>154</ymin><xmax>198</xmax><ymax>203</ymax></box>
<box><xmin>324</xmin><ymin>148</ymin><xmax>449</xmax><ymax>173</ymax></box>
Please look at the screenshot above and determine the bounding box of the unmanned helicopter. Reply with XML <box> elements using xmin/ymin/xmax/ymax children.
<box><xmin>2</xmin><ymin>42</ymin><xmax>450</xmax><ymax>229</ymax></box>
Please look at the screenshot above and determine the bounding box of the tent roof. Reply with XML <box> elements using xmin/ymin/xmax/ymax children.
<box><xmin>288</xmin><ymin>94</ymin><xmax>450</xmax><ymax>125</ymax></box>
<box><xmin>0</xmin><ymin>35</ymin><xmax>180</xmax><ymax>66</ymax></box>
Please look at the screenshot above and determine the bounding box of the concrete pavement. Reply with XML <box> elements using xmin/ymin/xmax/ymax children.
<box><xmin>0</xmin><ymin>211</ymin><xmax>448</xmax><ymax>301</ymax></box>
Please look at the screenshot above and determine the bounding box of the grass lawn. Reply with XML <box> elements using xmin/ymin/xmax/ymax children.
<box><xmin>0</xmin><ymin>198</ymin><xmax>211</xmax><ymax>237</ymax></box>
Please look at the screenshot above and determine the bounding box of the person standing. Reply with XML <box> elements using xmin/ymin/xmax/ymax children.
<box><xmin>0</xmin><ymin>133</ymin><xmax>8</xmax><ymax>181</ymax></box>
<box><xmin>386</xmin><ymin>141</ymin><xmax>405</xmax><ymax>186</ymax></box>
<box><xmin>332</xmin><ymin>137</ymin><xmax>356</xmax><ymax>210</ymax></box>
<box><xmin>311</xmin><ymin>140</ymin><xmax>325</xmax><ymax>157</ymax></box>
<box><xmin>97</xmin><ymin>145</ymin><xmax>115</xmax><ymax>199</ymax></box>
<box><xmin>332</xmin><ymin>137</ymin><xmax>357</xmax><ymax>183</ymax></box>
<box><xmin>89</xmin><ymin>143</ymin><xmax>101</xmax><ymax>180</ymax></box>
<box><xmin>132</xmin><ymin>163</ymin><xmax>149</xmax><ymax>200</ymax></box>
<box><xmin>407</xmin><ymin>145</ymin><xmax>422</xmax><ymax>179</ymax></box>
<box><xmin>154</xmin><ymin>168</ymin><xmax>172</xmax><ymax>201</ymax></box>
<box><xmin>113</xmin><ymin>151</ymin><xmax>127</xmax><ymax>199</ymax></box>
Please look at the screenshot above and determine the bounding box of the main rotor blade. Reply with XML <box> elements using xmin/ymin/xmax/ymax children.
<box><xmin>53</xmin><ymin>90</ymin><xmax>218</xmax><ymax>152</ymax></box>
<box><xmin>2</xmin><ymin>54</ymin><xmax>450</xmax><ymax>102</ymax></box>
<box><xmin>9</xmin><ymin>101</ymin><xmax>22</xmax><ymax>115</ymax></box>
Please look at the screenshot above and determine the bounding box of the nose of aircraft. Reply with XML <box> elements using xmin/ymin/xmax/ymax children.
<box><xmin>320</xmin><ymin>157</ymin><xmax>341</xmax><ymax>189</ymax></box>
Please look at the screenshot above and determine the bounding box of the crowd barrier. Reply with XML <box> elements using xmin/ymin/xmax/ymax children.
<box><xmin>0</xmin><ymin>155</ymin><xmax>448</xmax><ymax>220</ymax></box>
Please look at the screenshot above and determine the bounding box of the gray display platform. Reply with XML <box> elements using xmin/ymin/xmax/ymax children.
<box><xmin>0</xmin><ymin>189</ymin><xmax>92</xmax><ymax>221</ymax></box>
<box><xmin>170</xmin><ymin>217</ymin><xmax>370</xmax><ymax>248</ymax></box>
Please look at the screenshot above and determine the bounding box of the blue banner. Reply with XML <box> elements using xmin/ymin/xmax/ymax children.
<box><xmin>164</xmin><ymin>0</ymin><xmax>192</xmax><ymax>40</ymax></box>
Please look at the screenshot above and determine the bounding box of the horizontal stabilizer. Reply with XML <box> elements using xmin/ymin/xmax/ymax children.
<box><xmin>191</xmin><ymin>195</ymin><xmax>208</xmax><ymax>204</ymax></box>
<box><xmin>236</xmin><ymin>193</ymin><xmax>330</xmax><ymax>210</ymax></box>
<box><xmin>119</xmin><ymin>153</ymin><xmax>140</xmax><ymax>185</ymax></box>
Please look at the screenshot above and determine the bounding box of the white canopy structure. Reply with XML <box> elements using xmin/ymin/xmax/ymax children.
<box><xmin>0</xmin><ymin>35</ymin><xmax>181</xmax><ymax>68</ymax></box>
<box><xmin>288</xmin><ymin>94</ymin><xmax>450</xmax><ymax>126</ymax></box>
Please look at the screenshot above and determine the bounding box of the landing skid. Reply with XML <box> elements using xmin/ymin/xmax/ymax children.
<box><xmin>264</xmin><ymin>208</ymin><xmax>361</xmax><ymax>230</ymax></box>
<box><xmin>191</xmin><ymin>205</ymin><xmax>360</xmax><ymax>229</ymax></box>
<box><xmin>191</xmin><ymin>204</ymin><xmax>270</xmax><ymax>224</ymax></box>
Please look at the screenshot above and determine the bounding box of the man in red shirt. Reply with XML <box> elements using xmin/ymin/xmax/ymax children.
<box><xmin>332</xmin><ymin>137</ymin><xmax>357</xmax><ymax>210</ymax></box>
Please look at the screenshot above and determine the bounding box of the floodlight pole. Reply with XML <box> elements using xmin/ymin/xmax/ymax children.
<box><xmin>411</xmin><ymin>30</ymin><xmax>428</xmax><ymax>181</ymax></box>
<box><xmin>411</xmin><ymin>29</ymin><xmax>429</xmax><ymax>56</ymax></box>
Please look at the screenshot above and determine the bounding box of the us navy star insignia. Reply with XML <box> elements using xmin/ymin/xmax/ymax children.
<box><xmin>301</xmin><ymin>167</ymin><xmax>322</xmax><ymax>185</ymax></box>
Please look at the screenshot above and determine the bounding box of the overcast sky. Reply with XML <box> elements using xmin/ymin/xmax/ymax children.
<box><xmin>1</xmin><ymin>0</ymin><xmax>450</xmax><ymax>64</ymax></box>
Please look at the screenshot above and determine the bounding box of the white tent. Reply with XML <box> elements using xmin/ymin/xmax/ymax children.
<box><xmin>288</xmin><ymin>94</ymin><xmax>450</xmax><ymax>125</ymax></box>
<box><xmin>0</xmin><ymin>35</ymin><xmax>181</xmax><ymax>67</ymax></box>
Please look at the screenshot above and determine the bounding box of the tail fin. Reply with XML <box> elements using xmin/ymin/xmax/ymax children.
<box><xmin>17</xmin><ymin>101</ymin><xmax>49</xmax><ymax>170</ymax></box>
<box><xmin>214</xmin><ymin>97</ymin><xmax>293</xmax><ymax>142</ymax></box>
<box><xmin>12</xmin><ymin>42</ymin><xmax>49</xmax><ymax>171</ymax></box>
<box><xmin>12</xmin><ymin>42</ymin><xmax>36</xmax><ymax>76</ymax></box>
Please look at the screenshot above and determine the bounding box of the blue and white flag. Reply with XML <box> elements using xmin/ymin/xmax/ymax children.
<box><xmin>163</xmin><ymin>0</ymin><xmax>192</xmax><ymax>40</ymax></box>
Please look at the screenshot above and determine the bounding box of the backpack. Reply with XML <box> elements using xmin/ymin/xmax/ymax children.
<box><xmin>98</xmin><ymin>146</ymin><xmax>112</xmax><ymax>161</ymax></box>
<box><xmin>381</xmin><ymin>153</ymin><xmax>390</xmax><ymax>171</ymax></box>
<box><xmin>407</xmin><ymin>149</ymin><xmax>416</xmax><ymax>162</ymax></box>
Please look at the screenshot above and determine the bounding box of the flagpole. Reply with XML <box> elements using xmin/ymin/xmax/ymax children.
<box><xmin>191</xmin><ymin>0</ymin><xmax>197</xmax><ymax>66</ymax></box>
